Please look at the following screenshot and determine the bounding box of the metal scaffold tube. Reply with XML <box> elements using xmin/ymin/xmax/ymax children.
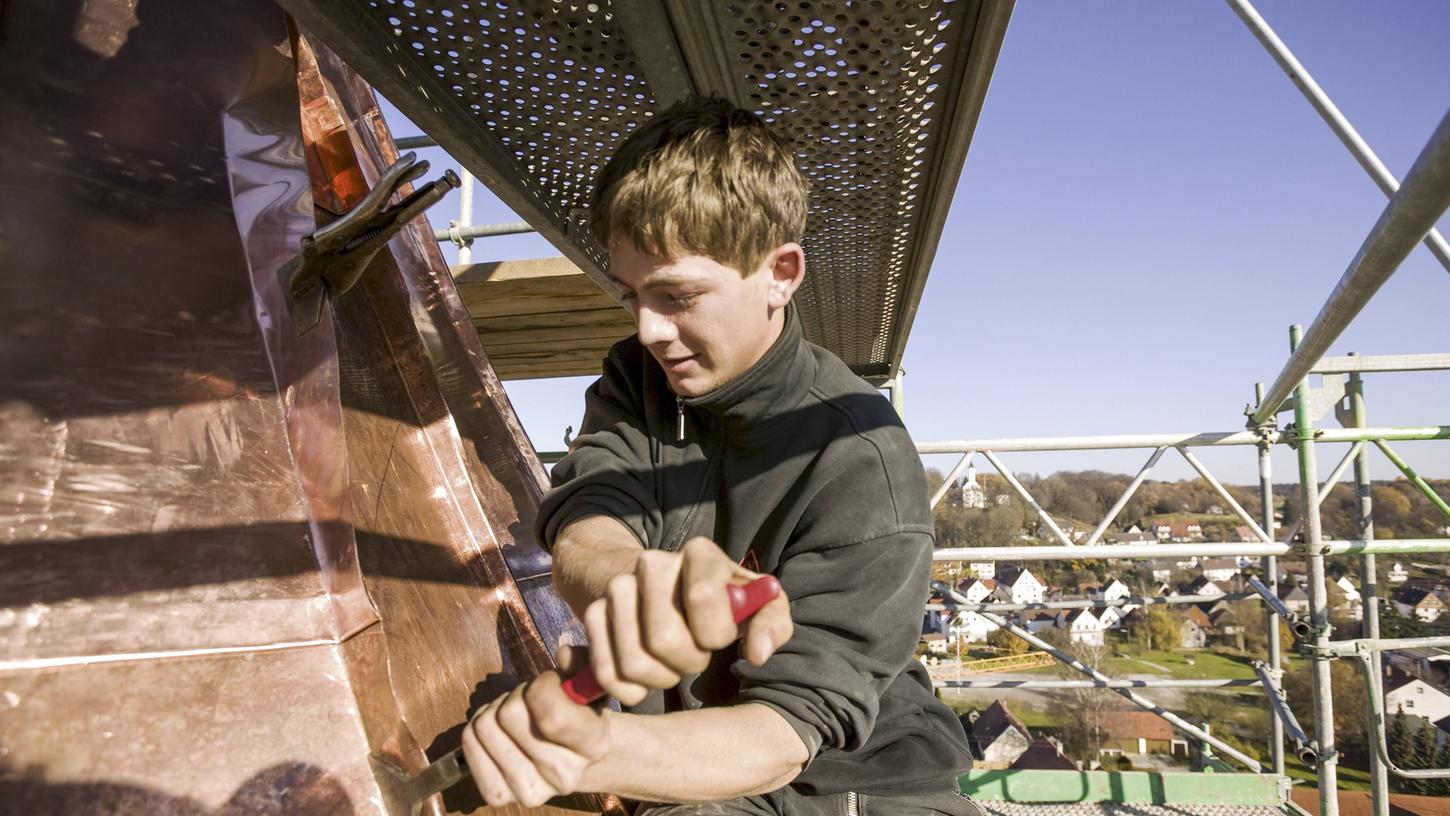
<box><xmin>1347</xmin><ymin>366</ymin><xmax>1389</xmax><ymax>816</ymax></box>
<box><xmin>918</xmin><ymin>426</ymin><xmax>1450</xmax><ymax>454</ymax></box>
<box><xmin>939</xmin><ymin>678</ymin><xmax>1262</xmax><ymax>690</ymax></box>
<box><xmin>1291</xmin><ymin>325</ymin><xmax>1340</xmax><ymax>816</ymax></box>
<box><xmin>1225</xmin><ymin>0</ymin><xmax>1450</xmax><ymax>276</ymax></box>
<box><xmin>932</xmin><ymin>538</ymin><xmax>1450</xmax><ymax>563</ymax></box>
<box><xmin>1255</xmin><ymin>387</ymin><xmax>1286</xmax><ymax>775</ymax></box>
<box><xmin>1254</xmin><ymin>661</ymin><xmax>1317</xmax><ymax>765</ymax></box>
<box><xmin>1250</xmin><ymin>109</ymin><xmax>1450</xmax><ymax>427</ymax></box>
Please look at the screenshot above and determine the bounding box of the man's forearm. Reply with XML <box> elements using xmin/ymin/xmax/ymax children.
<box><xmin>551</xmin><ymin>515</ymin><xmax>644</xmax><ymax>618</ymax></box>
<box><xmin>580</xmin><ymin>703</ymin><xmax>809</xmax><ymax>803</ymax></box>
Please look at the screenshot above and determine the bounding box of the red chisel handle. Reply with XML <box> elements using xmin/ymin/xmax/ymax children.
<box><xmin>560</xmin><ymin>574</ymin><xmax>781</xmax><ymax>705</ymax></box>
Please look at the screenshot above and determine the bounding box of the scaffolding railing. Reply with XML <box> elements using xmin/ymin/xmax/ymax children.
<box><xmin>924</xmin><ymin>409</ymin><xmax>1450</xmax><ymax>812</ymax></box>
<box><xmin>395</xmin><ymin>2</ymin><xmax>1450</xmax><ymax>814</ymax></box>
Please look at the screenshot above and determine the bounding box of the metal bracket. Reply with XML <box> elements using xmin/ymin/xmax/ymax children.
<box><xmin>278</xmin><ymin>152</ymin><xmax>460</xmax><ymax>333</ymax></box>
<box><xmin>1280</xmin><ymin>423</ymin><xmax>1324</xmax><ymax>450</ymax></box>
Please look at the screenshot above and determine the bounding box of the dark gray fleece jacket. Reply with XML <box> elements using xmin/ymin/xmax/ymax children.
<box><xmin>536</xmin><ymin>308</ymin><xmax>971</xmax><ymax>796</ymax></box>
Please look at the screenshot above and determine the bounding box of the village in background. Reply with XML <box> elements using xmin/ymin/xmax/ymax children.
<box><xmin>922</xmin><ymin>465</ymin><xmax>1450</xmax><ymax>794</ymax></box>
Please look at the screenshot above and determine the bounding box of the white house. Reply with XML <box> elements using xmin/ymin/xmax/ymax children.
<box><xmin>1093</xmin><ymin>579</ymin><xmax>1131</xmax><ymax>603</ymax></box>
<box><xmin>970</xmin><ymin>562</ymin><xmax>997</xmax><ymax>580</ymax></box>
<box><xmin>1097</xmin><ymin>606</ymin><xmax>1125</xmax><ymax>630</ymax></box>
<box><xmin>950</xmin><ymin>611</ymin><xmax>1000</xmax><ymax>644</ymax></box>
<box><xmin>1393</xmin><ymin>586</ymin><xmax>1447</xmax><ymax>623</ymax></box>
<box><xmin>1388</xmin><ymin>563</ymin><xmax>1410</xmax><ymax>584</ymax></box>
<box><xmin>956</xmin><ymin>578</ymin><xmax>995</xmax><ymax>605</ymax></box>
<box><xmin>920</xmin><ymin>632</ymin><xmax>949</xmax><ymax>656</ymax></box>
<box><xmin>1063</xmin><ymin>609</ymin><xmax>1106</xmax><ymax>646</ymax></box>
<box><xmin>1199</xmin><ymin>558</ymin><xmax>1240</xmax><ymax>583</ymax></box>
<box><xmin>1332</xmin><ymin>576</ymin><xmax>1364</xmax><ymax>622</ymax></box>
<box><xmin>1386</xmin><ymin>673</ymin><xmax>1450</xmax><ymax>725</ymax></box>
<box><xmin>1185</xmin><ymin>577</ymin><xmax>1226</xmax><ymax>599</ymax></box>
<box><xmin>997</xmin><ymin>567</ymin><xmax>1045</xmax><ymax>605</ymax></box>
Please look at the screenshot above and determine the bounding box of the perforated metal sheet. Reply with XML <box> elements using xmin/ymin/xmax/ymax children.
<box><xmin>280</xmin><ymin>0</ymin><xmax>1012</xmax><ymax>380</ymax></box>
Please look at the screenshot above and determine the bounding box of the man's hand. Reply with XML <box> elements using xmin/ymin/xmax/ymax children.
<box><xmin>583</xmin><ymin>536</ymin><xmax>793</xmax><ymax>705</ymax></box>
<box><xmin>461</xmin><ymin>646</ymin><xmax>610</xmax><ymax>808</ymax></box>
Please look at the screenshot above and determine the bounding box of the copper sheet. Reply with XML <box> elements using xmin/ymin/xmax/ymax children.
<box><xmin>1</xmin><ymin>1</ymin><xmax>609</xmax><ymax>813</ymax></box>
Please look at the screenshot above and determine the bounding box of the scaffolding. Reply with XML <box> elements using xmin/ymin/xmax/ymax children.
<box><xmin>388</xmin><ymin>3</ymin><xmax>1450</xmax><ymax>815</ymax></box>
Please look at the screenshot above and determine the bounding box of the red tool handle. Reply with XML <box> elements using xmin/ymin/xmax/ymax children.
<box><xmin>559</xmin><ymin>575</ymin><xmax>781</xmax><ymax>705</ymax></box>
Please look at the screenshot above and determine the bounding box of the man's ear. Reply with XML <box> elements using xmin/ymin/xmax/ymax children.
<box><xmin>764</xmin><ymin>242</ymin><xmax>805</xmax><ymax>309</ymax></box>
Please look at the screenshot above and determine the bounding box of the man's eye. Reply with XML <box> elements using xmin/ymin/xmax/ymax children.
<box><xmin>669</xmin><ymin>293</ymin><xmax>699</xmax><ymax>306</ymax></box>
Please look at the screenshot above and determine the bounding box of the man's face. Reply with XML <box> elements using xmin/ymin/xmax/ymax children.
<box><xmin>607</xmin><ymin>239</ymin><xmax>784</xmax><ymax>397</ymax></box>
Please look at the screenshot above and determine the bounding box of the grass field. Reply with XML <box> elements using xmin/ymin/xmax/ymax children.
<box><xmin>1107</xmin><ymin>648</ymin><xmax>1259</xmax><ymax>680</ymax></box>
<box><xmin>1285</xmin><ymin>758</ymin><xmax>1373</xmax><ymax>791</ymax></box>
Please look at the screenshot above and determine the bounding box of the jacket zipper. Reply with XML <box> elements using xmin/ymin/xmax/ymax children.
<box><xmin>676</xmin><ymin>395</ymin><xmax>685</xmax><ymax>442</ymax></box>
<box><xmin>846</xmin><ymin>791</ymin><xmax>860</xmax><ymax>816</ymax></box>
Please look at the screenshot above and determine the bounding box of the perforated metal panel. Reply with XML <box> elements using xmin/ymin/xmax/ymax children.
<box><xmin>280</xmin><ymin>0</ymin><xmax>1012</xmax><ymax>380</ymax></box>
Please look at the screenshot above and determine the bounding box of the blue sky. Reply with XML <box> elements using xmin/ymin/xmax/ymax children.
<box><xmin>381</xmin><ymin>1</ymin><xmax>1449</xmax><ymax>486</ymax></box>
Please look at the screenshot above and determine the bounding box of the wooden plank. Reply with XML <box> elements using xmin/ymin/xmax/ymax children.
<box><xmin>461</xmin><ymin>287</ymin><xmax>619</xmax><ymax>319</ymax></box>
<box><xmin>493</xmin><ymin>355</ymin><xmax>610</xmax><ymax>379</ymax></box>
<box><xmin>483</xmin><ymin>335</ymin><xmax>624</xmax><ymax>356</ymax></box>
<box><xmin>451</xmin><ymin>256</ymin><xmax>593</xmax><ymax>285</ymax></box>
<box><xmin>458</xmin><ymin>273</ymin><xmax>607</xmax><ymax>300</ymax></box>
<box><xmin>481</xmin><ymin>318</ymin><xmax>635</xmax><ymax>344</ymax></box>
<box><xmin>475</xmin><ymin>307</ymin><xmax>632</xmax><ymax>332</ymax></box>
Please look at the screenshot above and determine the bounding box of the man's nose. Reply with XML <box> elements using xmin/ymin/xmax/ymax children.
<box><xmin>635</xmin><ymin>304</ymin><xmax>678</xmax><ymax>347</ymax></box>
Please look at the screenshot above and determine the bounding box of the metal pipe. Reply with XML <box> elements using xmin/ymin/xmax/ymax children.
<box><xmin>929</xmin><ymin>451</ymin><xmax>976</xmax><ymax>510</ymax></box>
<box><xmin>1224</xmin><ymin>0</ymin><xmax>1450</xmax><ymax>276</ymax></box>
<box><xmin>1312</xmin><ymin>353</ymin><xmax>1450</xmax><ymax>374</ymax></box>
<box><xmin>927</xmin><ymin>592</ymin><xmax>1254</xmax><ymax>614</ymax></box>
<box><xmin>1349</xmin><ymin>366</ymin><xmax>1389</xmax><ymax>816</ymax></box>
<box><xmin>917</xmin><ymin>425</ymin><xmax>1450</xmax><ymax>454</ymax></box>
<box><xmin>1250</xmin><ymin>109</ymin><xmax>1450</xmax><ymax>426</ymax></box>
<box><xmin>1373</xmin><ymin>439</ymin><xmax>1450</xmax><ymax>520</ymax></box>
<box><xmin>433</xmin><ymin>220</ymin><xmax>536</xmax><ymax>243</ymax></box>
<box><xmin>395</xmin><ymin>134</ymin><xmax>437</xmax><ymax>150</ymax></box>
<box><xmin>1354</xmin><ymin>646</ymin><xmax>1450</xmax><ymax>779</ymax></box>
<box><xmin>932</xmin><ymin>538</ymin><xmax>1450</xmax><ymax>562</ymax></box>
<box><xmin>1083</xmin><ymin>446</ymin><xmax>1166</xmax><ymax>547</ymax></box>
<box><xmin>1177</xmin><ymin>445</ymin><xmax>1271</xmax><ymax>541</ymax></box>
<box><xmin>1255</xmin><ymin>389</ymin><xmax>1286</xmax><ymax>775</ymax></box>
<box><xmin>1319</xmin><ymin>634</ymin><xmax>1450</xmax><ymax>658</ymax></box>
<box><xmin>933</xmin><ymin>579</ymin><xmax>1264</xmax><ymax>771</ymax></box>
<box><xmin>455</xmin><ymin>169</ymin><xmax>475</xmax><ymax>264</ymax></box>
<box><xmin>1254</xmin><ymin>661</ymin><xmax>1317</xmax><ymax>765</ymax></box>
<box><xmin>980</xmin><ymin>450</ymin><xmax>1076</xmax><ymax>548</ymax></box>
<box><xmin>1291</xmin><ymin>325</ymin><xmax>1340</xmax><ymax>816</ymax></box>
<box><xmin>937</xmin><ymin>678</ymin><xmax>1262</xmax><ymax>690</ymax></box>
<box><xmin>1247</xmin><ymin>575</ymin><xmax>1311</xmax><ymax>641</ymax></box>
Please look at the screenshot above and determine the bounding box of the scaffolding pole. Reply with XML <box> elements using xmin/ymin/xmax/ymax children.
<box><xmin>1291</xmin><ymin>325</ymin><xmax>1339</xmax><ymax>816</ymax></box>
<box><xmin>1255</xmin><ymin>387</ymin><xmax>1286</xmax><ymax>774</ymax></box>
<box><xmin>1224</xmin><ymin>0</ymin><xmax>1450</xmax><ymax>276</ymax></box>
<box><xmin>933</xmin><ymin>538</ymin><xmax>1450</xmax><ymax>563</ymax></box>
<box><xmin>1348</xmin><ymin>365</ymin><xmax>1389</xmax><ymax>816</ymax></box>
<box><xmin>1250</xmin><ymin>109</ymin><xmax>1450</xmax><ymax>426</ymax></box>
<box><xmin>918</xmin><ymin>425</ymin><xmax>1450</xmax><ymax>454</ymax></box>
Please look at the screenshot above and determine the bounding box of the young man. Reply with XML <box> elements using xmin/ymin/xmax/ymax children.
<box><xmin>462</xmin><ymin>98</ymin><xmax>976</xmax><ymax>815</ymax></box>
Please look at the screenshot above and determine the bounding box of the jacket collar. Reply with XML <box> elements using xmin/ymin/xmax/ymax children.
<box><xmin>681</xmin><ymin>304</ymin><xmax>815</xmax><ymax>433</ymax></box>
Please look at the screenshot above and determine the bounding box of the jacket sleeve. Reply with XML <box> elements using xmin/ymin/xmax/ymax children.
<box><xmin>535</xmin><ymin>342</ymin><xmax>662</xmax><ymax>552</ymax></box>
<box><xmin>732</xmin><ymin>457</ymin><xmax>936</xmax><ymax>759</ymax></box>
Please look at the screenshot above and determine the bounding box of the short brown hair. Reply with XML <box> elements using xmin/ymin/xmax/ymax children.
<box><xmin>590</xmin><ymin>97</ymin><xmax>808</xmax><ymax>275</ymax></box>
